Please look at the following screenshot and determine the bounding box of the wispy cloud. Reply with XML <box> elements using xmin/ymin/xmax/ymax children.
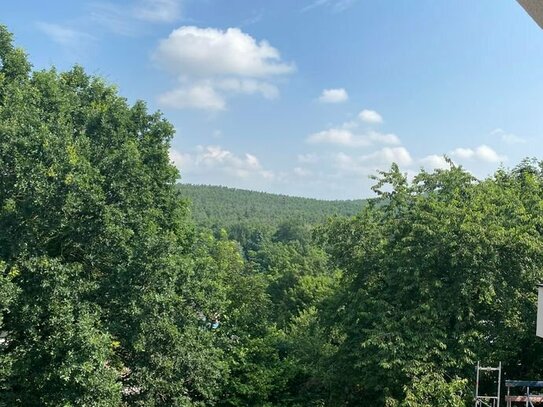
<box><xmin>297</xmin><ymin>153</ymin><xmax>319</xmax><ymax>164</ymax></box>
<box><xmin>241</xmin><ymin>10</ymin><xmax>265</xmax><ymax>26</ymax></box>
<box><xmin>89</xmin><ymin>0</ymin><xmax>183</xmax><ymax>36</ymax></box>
<box><xmin>490</xmin><ymin>128</ymin><xmax>526</xmax><ymax>144</ymax></box>
<box><xmin>36</xmin><ymin>22</ymin><xmax>95</xmax><ymax>47</ymax></box>
<box><xmin>133</xmin><ymin>0</ymin><xmax>182</xmax><ymax>23</ymax></box>
<box><xmin>89</xmin><ymin>3</ymin><xmax>141</xmax><ymax>36</ymax></box>
<box><xmin>302</xmin><ymin>0</ymin><xmax>357</xmax><ymax>13</ymax></box>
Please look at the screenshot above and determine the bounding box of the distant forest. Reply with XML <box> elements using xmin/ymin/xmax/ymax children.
<box><xmin>177</xmin><ymin>183</ymin><xmax>367</xmax><ymax>228</ymax></box>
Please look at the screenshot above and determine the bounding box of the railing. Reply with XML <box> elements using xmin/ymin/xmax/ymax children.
<box><xmin>505</xmin><ymin>380</ymin><xmax>543</xmax><ymax>407</ymax></box>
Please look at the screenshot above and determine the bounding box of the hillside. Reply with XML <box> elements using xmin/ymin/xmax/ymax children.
<box><xmin>177</xmin><ymin>183</ymin><xmax>367</xmax><ymax>228</ymax></box>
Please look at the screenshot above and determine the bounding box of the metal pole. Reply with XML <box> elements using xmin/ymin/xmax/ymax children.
<box><xmin>476</xmin><ymin>361</ymin><xmax>480</xmax><ymax>407</ymax></box>
<box><xmin>497</xmin><ymin>361</ymin><xmax>502</xmax><ymax>407</ymax></box>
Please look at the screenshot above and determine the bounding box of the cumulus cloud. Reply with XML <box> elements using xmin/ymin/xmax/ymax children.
<box><xmin>169</xmin><ymin>148</ymin><xmax>192</xmax><ymax>171</ymax></box>
<box><xmin>154</xmin><ymin>26</ymin><xmax>294</xmax><ymax>109</ymax></box>
<box><xmin>170</xmin><ymin>145</ymin><xmax>274</xmax><ymax>180</ymax></box>
<box><xmin>158</xmin><ymin>84</ymin><xmax>226</xmax><ymax>110</ymax></box>
<box><xmin>333</xmin><ymin>147</ymin><xmax>413</xmax><ymax>174</ymax></box>
<box><xmin>308</xmin><ymin>129</ymin><xmax>370</xmax><ymax>147</ymax></box>
<box><xmin>359</xmin><ymin>109</ymin><xmax>383</xmax><ymax>124</ymax></box>
<box><xmin>419</xmin><ymin>155</ymin><xmax>451</xmax><ymax>171</ymax></box>
<box><xmin>366</xmin><ymin>147</ymin><xmax>413</xmax><ymax>166</ymax></box>
<box><xmin>450</xmin><ymin>145</ymin><xmax>505</xmax><ymax>163</ymax></box>
<box><xmin>155</xmin><ymin>26</ymin><xmax>294</xmax><ymax>78</ymax></box>
<box><xmin>307</xmin><ymin>128</ymin><xmax>400</xmax><ymax>148</ymax></box>
<box><xmin>367</xmin><ymin>131</ymin><xmax>400</xmax><ymax>145</ymax></box>
<box><xmin>318</xmin><ymin>88</ymin><xmax>348</xmax><ymax>103</ymax></box>
<box><xmin>157</xmin><ymin>79</ymin><xmax>280</xmax><ymax>110</ymax></box>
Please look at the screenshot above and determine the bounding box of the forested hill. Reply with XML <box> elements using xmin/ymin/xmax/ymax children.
<box><xmin>177</xmin><ymin>183</ymin><xmax>367</xmax><ymax>228</ymax></box>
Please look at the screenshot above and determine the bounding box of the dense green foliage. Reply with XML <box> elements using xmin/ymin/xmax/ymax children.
<box><xmin>315</xmin><ymin>162</ymin><xmax>543</xmax><ymax>405</ymax></box>
<box><xmin>177</xmin><ymin>183</ymin><xmax>366</xmax><ymax>229</ymax></box>
<box><xmin>0</xmin><ymin>25</ymin><xmax>224</xmax><ymax>406</ymax></box>
<box><xmin>2</xmin><ymin>25</ymin><xmax>543</xmax><ymax>406</ymax></box>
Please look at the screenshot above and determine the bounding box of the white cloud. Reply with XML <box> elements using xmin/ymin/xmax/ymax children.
<box><xmin>308</xmin><ymin>129</ymin><xmax>370</xmax><ymax>147</ymax></box>
<box><xmin>158</xmin><ymin>79</ymin><xmax>279</xmax><ymax>110</ymax></box>
<box><xmin>318</xmin><ymin>88</ymin><xmax>348</xmax><ymax>103</ymax></box>
<box><xmin>366</xmin><ymin>147</ymin><xmax>413</xmax><ymax>167</ymax></box>
<box><xmin>154</xmin><ymin>26</ymin><xmax>294</xmax><ymax>110</ymax></box>
<box><xmin>476</xmin><ymin>145</ymin><xmax>505</xmax><ymax>163</ymax></box>
<box><xmin>419</xmin><ymin>155</ymin><xmax>451</xmax><ymax>171</ymax></box>
<box><xmin>451</xmin><ymin>147</ymin><xmax>474</xmax><ymax>160</ymax></box>
<box><xmin>158</xmin><ymin>84</ymin><xmax>226</xmax><ymax>110</ymax></box>
<box><xmin>332</xmin><ymin>147</ymin><xmax>413</xmax><ymax>174</ymax></box>
<box><xmin>155</xmin><ymin>26</ymin><xmax>294</xmax><ymax>78</ymax></box>
<box><xmin>359</xmin><ymin>109</ymin><xmax>383</xmax><ymax>124</ymax></box>
<box><xmin>367</xmin><ymin>131</ymin><xmax>400</xmax><ymax>145</ymax></box>
<box><xmin>36</xmin><ymin>22</ymin><xmax>94</xmax><ymax>47</ymax></box>
<box><xmin>169</xmin><ymin>148</ymin><xmax>193</xmax><ymax>171</ymax></box>
<box><xmin>451</xmin><ymin>145</ymin><xmax>505</xmax><ymax>163</ymax></box>
<box><xmin>133</xmin><ymin>0</ymin><xmax>182</xmax><ymax>23</ymax></box>
<box><xmin>307</xmin><ymin>128</ymin><xmax>400</xmax><ymax>148</ymax></box>
<box><xmin>170</xmin><ymin>145</ymin><xmax>274</xmax><ymax>180</ymax></box>
<box><xmin>490</xmin><ymin>128</ymin><xmax>525</xmax><ymax>144</ymax></box>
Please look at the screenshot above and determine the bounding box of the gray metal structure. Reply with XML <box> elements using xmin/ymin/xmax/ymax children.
<box><xmin>475</xmin><ymin>362</ymin><xmax>502</xmax><ymax>407</ymax></box>
<box><xmin>517</xmin><ymin>0</ymin><xmax>543</xmax><ymax>29</ymax></box>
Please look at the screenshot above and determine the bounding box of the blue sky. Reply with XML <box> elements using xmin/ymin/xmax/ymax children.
<box><xmin>3</xmin><ymin>0</ymin><xmax>543</xmax><ymax>199</ymax></box>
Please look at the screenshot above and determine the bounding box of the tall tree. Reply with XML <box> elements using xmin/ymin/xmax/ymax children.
<box><xmin>0</xmin><ymin>25</ymin><xmax>223</xmax><ymax>406</ymax></box>
<box><xmin>317</xmin><ymin>162</ymin><xmax>543</xmax><ymax>405</ymax></box>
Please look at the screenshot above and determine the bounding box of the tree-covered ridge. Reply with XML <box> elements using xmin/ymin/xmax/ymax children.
<box><xmin>177</xmin><ymin>183</ymin><xmax>366</xmax><ymax>228</ymax></box>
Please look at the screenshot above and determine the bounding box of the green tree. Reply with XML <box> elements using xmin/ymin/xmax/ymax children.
<box><xmin>317</xmin><ymin>161</ymin><xmax>543</xmax><ymax>405</ymax></box>
<box><xmin>0</xmin><ymin>25</ymin><xmax>223</xmax><ymax>406</ymax></box>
